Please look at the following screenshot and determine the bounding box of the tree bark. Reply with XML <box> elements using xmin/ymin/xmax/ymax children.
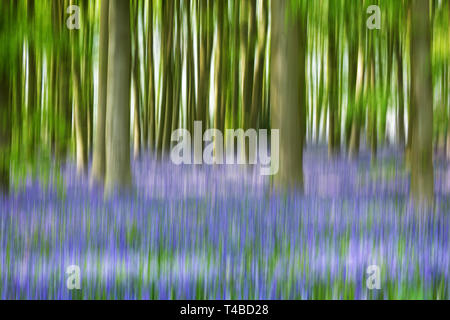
<box><xmin>104</xmin><ymin>0</ymin><xmax>132</xmax><ymax>197</ymax></box>
<box><xmin>410</xmin><ymin>0</ymin><xmax>434</xmax><ymax>206</ymax></box>
<box><xmin>132</xmin><ymin>0</ymin><xmax>141</xmax><ymax>159</ymax></box>
<box><xmin>72</xmin><ymin>52</ymin><xmax>88</xmax><ymax>175</ymax></box>
<box><xmin>271</xmin><ymin>0</ymin><xmax>305</xmax><ymax>191</ymax></box>
<box><xmin>327</xmin><ymin>0</ymin><xmax>339</xmax><ymax>157</ymax></box>
<box><xmin>91</xmin><ymin>0</ymin><xmax>109</xmax><ymax>185</ymax></box>
<box><xmin>395</xmin><ymin>30</ymin><xmax>406</xmax><ymax>148</ymax></box>
<box><xmin>197</xmin><ymin>0</ymin><xmax>214</xmax><ymax>129</ymax></box>
<box><xmin>232</xmin><ymin>0</ymin><xmax>240</xmax><ymax>130</ymax></box>
<box><xmin>0</xmin><ymin>71</ymin><xmax>11</xmax><ymax>194</ymax></box>
<box><xmin>147</xmin><ymin>0</ymin><xmax>156</xmax><ymax>150</ymax></box>
<box><xmin>214</xmin><ymin>0</ymin><xmax>224</xmax><ymax>134</ymax></box>
<box><xmin>250</xmin><ymin>0</ymin><xmax>268</xmax><ymax>134</ymax></box>
<box><xmin>27</xmin><ymin>0</ymin><xmax>38</xmax><ymax>161</ymax></box>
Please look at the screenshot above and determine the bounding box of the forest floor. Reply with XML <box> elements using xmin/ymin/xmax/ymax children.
<box><xmin>0</xmin><ymin>146</ymin><xmax>449</xmax><ymax>299</ymax></box>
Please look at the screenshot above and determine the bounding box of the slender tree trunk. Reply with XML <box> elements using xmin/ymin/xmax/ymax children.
<box><xmin>395</xmin><ymin>30</ymin><xmax>406</xmax><ymax>148</ymax></box>
<box><xmin>147</xmin><ymin>0</ymin><xmax>156</xmax><ymax>150</ymax></box>
<box><xmin>13</xmin><ymin>0</ymin><xmax>23</xmax><ymax>150</ymax></box>
<box><xmin>214</xmin><ymin>0</ymin><xmax>224</xmax><ymax>134</ymax></box>
<box><xmin>368</xmin><ymin>35</ymin><xmax>377</xmax><ymax>158</ymax></box>
<box><xmin>348</xmin><ymin>45</ymin><xmax>365</xmax><ymax>159</ymax></box>
<box><xmin>27</xmin><ymin>0</ymin><xmax>37</xmax><ymax>162</ymax></box>
<box><xmin>242</xmin><ymin>0</ymin><xmax>256</xmax><ymax>132</ymax></box>
<box><xmin>0</xmin><ymin>71</ymin><xmax>11</xmax><ymax>194</ymax></box>
<box><xmin>171</xmin><ymin>0</ymin><xmax>182</xmax><ymax>133</ymax></box>
<box><xmin>104</xmin><ymin>0</ymin><xmax>132</xmax><ymax>197</ymax></box>
<box><xmin>161</xmin><ymin>1</ymin><xmax>174</xmax><ymax>154</ymax></box>
<box><xmin>53</xmin><ymin>0</ymin><xmax>72</xmax><ymax>160</ymax></box>
<box><xmin>82</xmin><ymin>0</ymin><xmax>94</xmax><ymax>156</ymax></box>
<box><xmin>445</xmin><ymin>2</ymin><xmax>450</xmax><ymax>160</ymax></box>
<box><xmin>232</xmin><ymin>0</ymin><xmax>240</xmax><ymax>130</ymax></box>
<box><xmin>132</xmin><ymin>0</ymin><xmax>141</xmax><ymax>159</ymax></box>
<box><xmin>410</xmin><ymin>0</ymin><xmax>434</xmax><ymax>206</ymax></box>
<box><xmin>345</xmin><ymin>4</ymin><xmax>358</xmax><ymax>153</ymax></box>
<box><xmin>196</xmin><ymin>0</ymin><xmax>214</xmax><ymax>130</ymax></box>
<box><xmin>250</xmin><ymin>0</ymin><xmax>268</xmax><ymax>133</ymax></box>
<box><xmin>327</xmin><ymin>0</ymin><xmax>338</xmax><ymax>157</ymax></box>
<box><xmin>316</xmin><ymin>54</ymin><xmax>324</xmax><ymax>144</ymax></box>
<box><xmin>271</xmin><ymin>0</ymin><xmax>305</xmax><ymax>191</ymax></box>
<box><xmin>186</xmin><ymin>0</ymin><xmax>196</xmax><ymax>135</ymax></box>
<box><xmin>72</xmin><ymin>52</ymin><xmax>88</xmax><ymax>175</ymax></box>
<box><xmin>91</xmin><ymin>0</ymin><xmax>109</xmax><ymax>186</ymax></box>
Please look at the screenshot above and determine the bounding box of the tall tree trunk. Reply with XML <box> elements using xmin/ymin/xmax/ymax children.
<box><xmin>161</xmin><ymin>0</ymin><xmax>175</xmax><ymax>155</ymax></box>
<box><xmin>171</xmin><ymin>0</ymin><xmax>182</xmax><ymax>134</ymax></box>
<box><xmin>410</xmin><ymin>0</ymin><xmax>434</xmax><ymax>206</ymax></box>
<box><xmin>197</xmin><ymin>0</ymin><xmax>214</xmax><ymax>129</ymax></box>
<box><xmin>344</xmin><ymin>2</ymin><xmax>358</xmax><ymax>153</ymax></box>
<box><xmin>316</xmin><ymin>54</ymin><xmax>324</xmax><ymax>144</ymax></box>
<box><xmin>327</xmin><ymin>0</ymin><xmax>339</xmax><ymax>157</ymax></box>
<box><xmin>147</xmin><ymin>0</ymin><xmax>156</xmax><ymax>150</ymax></box>
<box><xmin>104</xmin><ymin>0</ymin><xmax>132</xmax><ymax>197</ymax></box>
<box><xmin>242</xmin><ymin>0</ymin><xmax>256</xmax><ymax>132</ymax></box>
<box><xmin>348</xmin><ymin>45</ymin><xmax>365</xmax><ymax>159</ymax></box>
<box><xmin>186</xmin><ymin>0</ymin><xmax>196</xmax><ymax>135</ymax></box>
<box><xmin>53</xmin><ymin>0</ymin><xmax>72</xmax><ymax>160</ymax></box>
<box><xmin>250</xmin><ymin>0</ymin><xmax>268</xmax><ymax>133</ymax></box>
<box><xmin>214</xmin><ymin>0</ymin><xmax>224</xmax><ymax>134</ymax></box>
<box><xmin>132</xmin><ymin>0</ymin><xmax>141</xmax><ymax>159</ymax></box>
<box><xmin>13</xmin><ymin>0</ymin><xmax>23</xmax><ymax>150</ymax></box>
<box><xmin>27</xmin><ymin>0</ymin><xmax>37</xmax><ymax>162</ymax></box>
<box><xmin>232</xmin><ymin>0</ymin><xmax>240</xmax><ymax>130</ymax></box>
<box><xmin>0</xmin><ymin>71</ymin><xmax>11</xmax><ymax>194</ymax></box>
<box><xmin>271</xmin><ymin>0</ymin><xmax>306</xmax><ymax>191</ymax></box>
<box><xmin>446</xmin><ymin>2</ymin><xmax>450</xmax><ymax>161</ymax></box>
<box><xmin>395</xmin><ymin>29</ymin><xmax>406</xmax><ymax>148</ymax></box>
<box><xmin>368</xmin><ymin>34</ymin><xmax>377</xmax><ymax>158</ymax></box>
<box><xmin>91</xmin><ymin>0</ymin><xmax>109</xmax><ymax>185</ymax></box>
<box><xmin>72</xmin><ymin>50</ymin><xmax>88</xmax><ymax>174</ymax></box>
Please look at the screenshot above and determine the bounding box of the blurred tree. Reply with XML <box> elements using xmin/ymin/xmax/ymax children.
<box><xmin>104</xmin><ymin>0</ymin><xmax>132</xmax><ymax>197</ymax></box>
<box><xmin>271</xmin><ymin>0</ymin><xmax>306</xmax><ymax>191</ymax></box>
<box><xmin>410</xmin><ymin>0</ymin><xmax>434</xmax><ymax>206</ymax></box>
<box><xmin>91</xmin><ymin>0</ymin><xmax>109</xmax><ymax>186</ymax></box>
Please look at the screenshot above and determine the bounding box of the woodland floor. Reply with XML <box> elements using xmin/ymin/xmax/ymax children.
<box><xmin>0</xmin><ymin>146</ymin><xmax>449</xmax><ymax>299</ymax></box>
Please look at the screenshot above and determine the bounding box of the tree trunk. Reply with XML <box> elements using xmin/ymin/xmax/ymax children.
<box><xmin>395</xmin><ymin>31</ymin><xmax>406</xmax><ymax>148</ymax></box>
<box><xmin>327</xmin><ymin>0</ymin><xmax>339</xmax><ymax>157</ymax></box>
<box><xmin>410</xmin><ymin>0</ymin><xmax>434</xmax><ymax>206</ymax></box>
<box><xmin>447</xmin><ymin>2</ymin><xmax>450</xmax><ymax>161</ymax></box>
<box><xmin>147</xmin><ymin>0</ymin><xmax>156</xmax><ymax>150</ymax></box>
<box><xmin>185</xmin><ymin>0</ymin><xmax>196</xmax><ymax>135</ymax></box>
<box><xmin>197</xmin><ymin>0</ymin><xmax>214</xmax><ymax>129</ymax></box>
<box><xmin>132</xmin><ymin>0</ymin><xmax>141</xmax><ymax>159</ymax></box>
<box><xmin>250</xmin><ymin>0</ymin><xmax>268</xmax><ymax>134</ymax></box>
<box><xmin>27</xmin><ymin>0</ymin><xmax>37</xmax><ymax>162</ymax></box>
<box><xmin>368</xmin><ymin>35</ymin><xmax>377</xmax><ymax>158</ymax></box>
<box><xmin>104</xmin><ymin>0</ymin><xmax>132</xmax><ymax>197</ymax></box>
<box><xmin>232</xmin><ymin>0</ymin><xmax>240</xmax><ymax>130</ymax></box>
<box><xmin>214</xmin><ymin>0</ymin><xmax>224</xmax><ymax>134</ymax></box>
<box><xmin>271</xmin><ymin>0</ymin><xmax>305</xmax><ymax>191</ymax></box>
<box><xmin>161</xmin><ymin>1</ymin><xmax>175</xmax><ymax>155</ymax></box>
<box><xmin>0</xmin><ymin>71</ymin><xmax>11</xmax><ymax>194</ymax></box>
<box><xmin>348</xmin><ymin>39</ymin><xmax>365</xmax><ymax>156</ymax></box>
<box><xmin>242</xmin><ymin>0</ymin><xmax>256</xmax><ymax>132</ymax></box>
<box><xmin>91</xmin><ymin>0</ymin><xmax>109</xmax><ymax>186</ymax></box>
<box><xmin>72</xmin><ymin>53</ymin><xmax>88</xmax><ymax>175</ymax></box>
